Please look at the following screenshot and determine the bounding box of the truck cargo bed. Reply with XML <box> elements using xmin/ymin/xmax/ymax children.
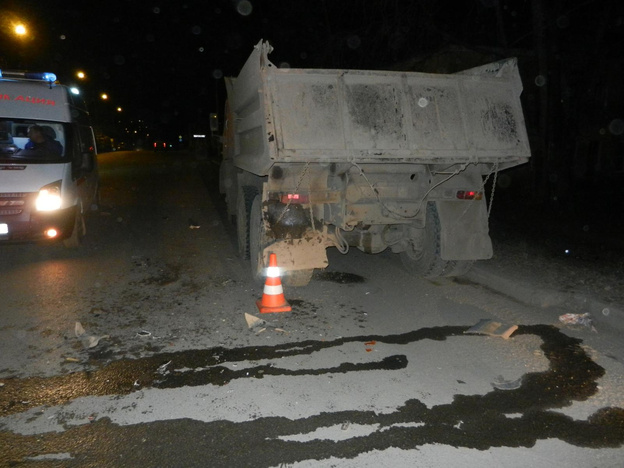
<box><xmin>227</xmin><ymin>41</ymin><xmax>530</xmax><ymax>175</ymax></box>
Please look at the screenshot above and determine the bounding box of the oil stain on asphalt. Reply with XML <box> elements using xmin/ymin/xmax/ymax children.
<box><xmin>1</xmin><ymin>325</ymin><xmax>623</xmax><ymax>466</ymax></box>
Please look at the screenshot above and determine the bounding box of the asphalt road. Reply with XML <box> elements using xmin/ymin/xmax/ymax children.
<box><xmin>1</xmin><ymin>150</ymin><xmax>623</xmax><ymax>467</ymax></box>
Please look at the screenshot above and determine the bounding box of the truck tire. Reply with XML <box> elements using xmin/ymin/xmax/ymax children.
<box><xmin>237</xmin><ymin>185</ymin><xmax>258</xmax><ymax>260</ymax></box>
<box><xmin>249</xmin><ymin>195</ymin><xmax>267</xmax><ymax>283</ymax></box>
<box><xmin>400</xmin><ymin>202</ymin><xmax>473</xmax><ymax>278</ymax></box>
<box><xmin>220</xmin><ymin>161</ymin><xmax>237</xmax><ymax>223</ymax></box>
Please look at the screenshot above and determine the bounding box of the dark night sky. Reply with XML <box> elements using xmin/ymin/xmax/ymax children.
<box><xmin>1</xmin><ymin>0</ymin><xmax>623</xmax><ymax>170</ymax></box>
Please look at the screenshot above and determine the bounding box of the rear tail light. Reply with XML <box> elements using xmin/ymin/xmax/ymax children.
<box><xmin>456</xmin><ymin>190</ymin><xmax>483</xmax><ymax>200</ymax></box>
<box><xmin>277</xmin><ymin>193</ymin><xmax>310</xmax><ymax>204</ymax></box>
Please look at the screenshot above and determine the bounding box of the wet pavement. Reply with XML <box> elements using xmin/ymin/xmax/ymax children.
<box><xmin>1</xmin><ymin>151</ymin><xmax>623</xmax><ymax>467</ymax></box>
<box><xmin>2</xmin><ymin>324</ymin><xmax>623</xmax><ymax>466</ymax></box>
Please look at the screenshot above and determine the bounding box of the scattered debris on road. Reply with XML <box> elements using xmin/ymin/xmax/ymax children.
<box><xmin>86</xmin><ymin>335</ymin><xmax>109</xmax><ymax>348</ymax></box>
<box><xmin>74</xmin><ymin>321</ymin><xmax>110</xmax><ymax>348</ymax></box>
<box><xmin>74</xmin><ymin>321</ymin><xmax>85</xmax><ymax>338</ymax></box>
<box><xmin>559</xmin><ymin>313</ymin><xmax>597</xmax><ymax>332</ymax></box>
<box><xmin>465</xmin><ymin>319</ymin><xmax>518</xmax><ymax>339</ymax></box>
<box><xmin>365</xmin><ymin>340</ymin><xmax>376</xmax><ymax>352</ymax></box>
<box><xmin>245</xmin><ymin>313</ymin><xmax>266</xmax><ymax>329</ymax></box>
<box><xmin>156</xmin><ymin>360</ymin><xmax>172</xmax><ymax>375</ymax></box>
<box><xmin>244</xmin><ymin>313</ymin><xmax>288</xmax><ymax>335</ymax></box>
<box><xmin>492</xmin><ymin>375</ymin><xmax>523</xmax><ymax>390</ymax></box>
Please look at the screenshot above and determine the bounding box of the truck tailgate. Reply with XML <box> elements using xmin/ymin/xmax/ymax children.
<box><xmin>228</xmin><ymin>41</ymin><xmax>530</xmax><ymax>174</ymax></box>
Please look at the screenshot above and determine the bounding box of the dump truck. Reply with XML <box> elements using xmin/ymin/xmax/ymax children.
<box><xmin>220</xmin><ymin>40</ymin><xmax>530</xmax><ymax>286</ymax></box>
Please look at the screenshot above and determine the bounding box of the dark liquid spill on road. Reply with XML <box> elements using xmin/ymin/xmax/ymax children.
<box><xmin>1</xmin><ymin>325</ymin><xmax>623</xmax><ymax>458</ymax></box>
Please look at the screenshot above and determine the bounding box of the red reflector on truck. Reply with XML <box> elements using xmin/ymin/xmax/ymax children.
<box><xmin>456</xmin><ymin>190</ymin><xmax>483</xmax><ymax>200</ymax></box>
<box><xmin>280</xmin><ymin>193</ymin><xmax>309</xmax><ymax>204</ymax></box>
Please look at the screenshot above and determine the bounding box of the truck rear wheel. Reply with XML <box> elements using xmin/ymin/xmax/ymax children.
<box><xmin>220</xmin><ymin>161</ymin><xmax>237</xmax><ymax>223</ymax></box>
<box><xmin>237</xmin><ymin>186</ymin><xmax>258</xmax><ymax>260</ymax></box>
<box><xmin>249</xmin><ymin>195</ymin><xmax>267</xmax><ymax>283</ymax></box>
<box><xmin>400</xmin><ymin>202</ymin><xmax>473</xmax><ymax>278</ymax></box>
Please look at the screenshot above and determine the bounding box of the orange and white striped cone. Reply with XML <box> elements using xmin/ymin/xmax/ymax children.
<box><xmin>256</xmin><ymin>253</ymin><xmax>292</xmax><ymax>314</ymax></box>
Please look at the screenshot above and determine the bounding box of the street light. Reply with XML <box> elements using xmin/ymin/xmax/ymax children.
<box><xmin>14</xmin><ymin>24</ymin><xmax>27</xmax><ymax>36</ymax></box>
<box><xmin>76</xmin><ymin>71</ymin><xmax>86</xmax><ymax>80</ymax></box>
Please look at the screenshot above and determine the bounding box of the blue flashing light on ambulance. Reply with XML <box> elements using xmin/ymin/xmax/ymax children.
<box><xmin>0</xmin><ymin>69</ymin><xmax>99</xmax><ymax>247</ymax></box>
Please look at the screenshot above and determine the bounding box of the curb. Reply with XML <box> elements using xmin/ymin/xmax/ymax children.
<box><xmin>465</xmin><ymin>266</ymin><xmax>624</xmax><ymax>335</ymax></box>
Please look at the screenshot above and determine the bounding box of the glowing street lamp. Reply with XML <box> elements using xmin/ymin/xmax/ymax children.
<box><xmin>100</xmin><ymin>93</ymin><xmax>108</xmax><ymax>100</ymax></box>
<box><xmin>14</xmin><ymin>24</ymin><xmax>27</xmax><ymax>36</ymax></box>
<box><xmin>76</xmin><ymin>71</ymin><xmax>86</xmax><ymax>80</ymax></box>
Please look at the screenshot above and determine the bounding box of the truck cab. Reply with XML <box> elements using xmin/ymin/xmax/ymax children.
<box><xmin>0</xmin><ymin>70</ymin><xmax>99</xmax><ymax>247</ymax></box>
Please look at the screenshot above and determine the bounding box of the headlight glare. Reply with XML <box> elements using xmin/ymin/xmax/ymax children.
<box><xmin>36</xmin><ymin>182</ymin><xmax>62</xmax><ymax>211</ymax></box>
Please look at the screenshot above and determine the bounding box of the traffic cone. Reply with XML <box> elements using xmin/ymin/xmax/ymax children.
<box><xmin>256</xmin><ymin>253</ymin><xmax>292</xmax><ymax>313</ymax></box>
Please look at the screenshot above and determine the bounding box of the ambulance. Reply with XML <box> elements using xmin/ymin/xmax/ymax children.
<box><xmin>0</xmin><ymin>70</ymin><xmax>99</xmax><ymax>247</ymax></box>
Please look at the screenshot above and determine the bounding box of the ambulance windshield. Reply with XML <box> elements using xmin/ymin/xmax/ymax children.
<box><xmin>0</xmin><ymin>119</ymin><xmax>67</xmax><ymax>162</ymax></box>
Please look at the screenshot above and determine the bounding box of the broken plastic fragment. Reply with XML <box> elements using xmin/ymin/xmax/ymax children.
<box><xmin>245</xmin><ymin>313</ymin><xmax>266</xmax><ymax>329</ymax></box>
<box><xmin>559</xmin><ymin>313</ymin><xmax>596</xmax><ymax>331</ymax></box>
<box><xmin>157</xmin><ymin>360</ymin><xmax>172</xmax><ymax>375</ymax></box>
<box><xmin>465</xmin><ymin>319</ymin><xmax>518</xmax><ymax>339</ymax></box>
<box><xmin>492</xmin><ymin>375</ymin><xmax>523</xmax><ymax>390</ymax></box>
<box><xmin>74</xmin><ymin>322</ymin><xmax>86</xmax><ymax>338</ymax></box>
<box><xmin>86</xmin><ymin>335</ymin><xmax>109</xmax><ymax>349</ymax></box>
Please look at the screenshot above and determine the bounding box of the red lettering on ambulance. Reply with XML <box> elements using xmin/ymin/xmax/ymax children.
<box><xmin>13</xmin><ymin>95</ymin><xmax>55</xmax><ymax>106</ymax></box>
<box><xmin>0</xmin><ymin>94</ymin><xmax>9</xmax><ymax>100</ymax></box>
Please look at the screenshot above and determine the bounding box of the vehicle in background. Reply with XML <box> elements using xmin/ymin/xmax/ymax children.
<box><xmin>0</xmin><ymin>70</ymin><xmax>99</xmax><ymax>247</ymax></box>
<box><xmin>153</xmin><ymin>140</ymin><xmax>169</xmax><ymax>151</ymax></box>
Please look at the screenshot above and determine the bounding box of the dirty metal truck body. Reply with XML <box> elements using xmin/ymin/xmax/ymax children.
<box><xmin>220</xmin><ymin>40</ymin><xmax>530</xmax><ymax>286</ymax></box>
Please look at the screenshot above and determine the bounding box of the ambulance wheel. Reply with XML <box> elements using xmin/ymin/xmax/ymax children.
<box><xmin>237</xmin><ymin>185</ymin><xmax>258</xmax><ymax>259</ymax></box>
<box><xmin>400</xmin><ymin>202</ymin><xmax>472</xmax><ymax>278</ymax></box>
<box><xmin>63</xmin><ymin>209</ymin><xmax>85</xmax><ymax>248</ymax></box>
<box><xmin>249</xmin><ymin>195</ymin><xmax>267</xmax><ymax>284</ymax></box>
<box><xmin>90</xmin><ymin>187</ymin><xmax>101</xmax><ymax>212</ymax></box>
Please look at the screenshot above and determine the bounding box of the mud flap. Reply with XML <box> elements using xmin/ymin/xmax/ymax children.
<box><xmin>436</xmin><ymin>200</ymin><xmax>493</xmax><ymax>260</ymax></box>
<box><xmin>262</xmin><ymin>235</ymin><xmax>330</xmax><ymax>272</ymax></box>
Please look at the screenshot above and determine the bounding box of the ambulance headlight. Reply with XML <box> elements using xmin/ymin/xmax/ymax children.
<box><xmin>36</xmin><ymin>181</ymin><xmax>62</xmax><ymax>211</ymax></box>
